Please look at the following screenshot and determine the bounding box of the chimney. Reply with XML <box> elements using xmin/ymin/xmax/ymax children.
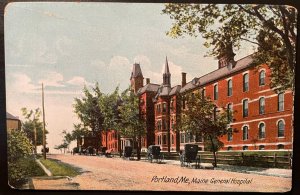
<box><xmin>146</xmin><ymin>78</ymin><xmax>150</xmax><ymax>84</ymax></box>
<box><xmin>182</xmin><ymin>72</ymin><xmax>187</xmax><ymax>87</ymax></box>
<box><xmin>217</xmin><ymin>42</ymin><xmax>236</xmax><ymax>69</ymax></box>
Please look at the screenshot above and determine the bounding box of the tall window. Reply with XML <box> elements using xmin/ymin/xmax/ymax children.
<box><xmin>227</xmin><ymin>128</ymin><xmax>233</xmax><ymax>141</ymax></box>
<box><xmin>259</xmin><ymin>70</ymin><xmax>266</xmax><ymax>86</ymax></box>
<box><xmin>213</xmin><ymin>106</ymin><xmax>218</xmax><ymax>120</ymax></box>
<box><xmin>243</xmin><ymin>126</ymin><xmax>249</xmax><ymax>140</ymax></box>
<box><xmin>278</xmin><ymin>120</ymin><xmax>285</xmax><ymax>137</ymax></box>
<box><xmin>202</xmin><ymin>89</ymin><xmax>206</xmax><ymax>99</ymax></box>
<box><xmin>180</xmin><ymin>133</ymin><xmax>184</xmax><ymax>143</ymax></box>
<box><xmin>214</xmin><ymin>84</ymin><xmax>218</xmax><ymax>100</ymax></box>
<box><xmin>259</xmin><ymin>97</ymin><xmax>265</xmax><ymax>114</ymax></box>
<box><xmin>243</xmin><ymin>73</ymin><xmax>249</xmax><ymax>92</ymax></box>
<box><xmin>162</xmin><ymin>103</ymin><xmax>167</xmax><ymax>113</ymax></box>
<box><xmin>278</xmin><ymin>93</ymin><xmax>284</xmax><ymax>111</ymax></box>
<box><xmin>163</xmin><ymin>134</ymin><xmax>167</xmax><ymax>144</ymax></box>
<box><xmin>243</xmin><ymin>99</ymin><xmax>249</xmax><ymax>117</ymax></box>
<box><xmin>227</xmin><ymin>79</ymin><xmax>232</xmax><ymax>96</ymax></box>
<box><xmin>259</xmin><ymin>123</ymin><xmax>265</xmax><ymax>139</ymax></box>
<box><xmin>182</xmin><ymin>97</ymin><xmax>186</xmax><ymax>109</ymax></box>
<box><xmin>162</xmin><ymin>119</ymin><xmax>166</xmax><ymax>130</ymax></box>
<box><xmin>227</xmin><ymin>103</ymin><xmax>233</xmax><ymax>122</ymax></box>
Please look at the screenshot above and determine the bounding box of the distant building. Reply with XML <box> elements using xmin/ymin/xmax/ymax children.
<box><xmin>6</xmin><ymin>112</ymin><xmax>21</xmax><ymax>132</ymax></box>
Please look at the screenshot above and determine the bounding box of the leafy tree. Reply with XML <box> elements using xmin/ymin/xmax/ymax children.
<box><xmin>60</xmin><ymin>130</ymin><xmax>73</xmax><ymax>153</ymax></box>
<box><xmin>118</xmin><ymin>88</ymin><xmax>146</xmax><ymax>160</ymax></box>
<box><xmin>98</xmin><ymin>86</ymin><xmax>122</xmax><ymax>148</ymax></box>
<box><xmin>162</xmin><ymin>4</ymin><xmax>297</xmax><ymax>91</ymax></box>
<box><xmin>74</xmin><ymin>83</ymin><xmax>104</xmax><ymax>144</ymax></box>
<box><xmin>179</xmin><ymin>92</ymin><xmax>234</xmax><ymax>167</ymax></box>
<box><xmin>21</xmin><ymin>107</ymin><xmax>48</xmax><ymax>153</ymax></box>
<box><xmin>7</xmin><ymin>130</ymin><xmax>33</xmax><ymax>186</ymax></box>
<box><xmin>71</xmin><ymin>123</ymin><xmax>90</xmax><ymax>147</ymax></box>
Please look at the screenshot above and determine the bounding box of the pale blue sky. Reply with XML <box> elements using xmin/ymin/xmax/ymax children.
<box><xmin>5</xmin><ymin>2</ymin><xmax>255</xmax><ymax>150</ymax></box>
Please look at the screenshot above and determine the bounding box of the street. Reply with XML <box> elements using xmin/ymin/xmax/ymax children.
<box><xmin>39</xmin><ymin>154</ymin><xmax>292</xmax><ymax>192</ymax></box>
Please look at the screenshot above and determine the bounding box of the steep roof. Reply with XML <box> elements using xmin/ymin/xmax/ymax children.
<box><xmin>197</xmin><ymin>54</ymin><xmax>254</xmax><ymax>87</ymax></box>
<box><xmin>169</xmin><ymin>85</ymin><xmax>182</xmax><ymax>96</ymax></box>
<box><xmin>130</xmin><ymin>63</ymin><xmax>143</xmax><ymax>79</ymax></box>
<box><xmin>180</xmin><ymin>54</ymin><xmax>254</xmax><ymax>93</ymax></box>
<box><xmin>6</xmin><ymin>112</ymin><xmax>19</xmax><ymax>120</ymax></box>
<box><xmin>159</xmin><ymin>85</ymin><xmax>172</xmax><ymax>96</ymax></box>
<box><xmin>180</xmin><ymin>78</ymin><xmax>199</xmax><ymax>93</ymax></box>
<box><xmin>137</xmin><ymin>83</ymin><xmax>160</xmax><ymax>95</ymax></box>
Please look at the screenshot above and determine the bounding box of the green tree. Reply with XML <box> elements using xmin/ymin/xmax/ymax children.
<box><xmin>71</xmin><ymin>123</ymin><xmax>89</xmax><ymax>147</ymax></box>
<box><xmin>60</xmin><ymin>130</ymin><xmax>73</xmax><ymax>153</ymax></box>
<box><xmin>7</xmin><ymin>130</ymin><xmax>33</xmax><ymax>186</ymax></box>
<box><xmin>118</xmin><ymin>88</ymin><xmax>146</xmax><ymax>160</ymax></box>
<box><xmin>179</xmin><ymin>92</ymin><xmax>233</xmax><ymax>167</ymax></box>
<box><xmin>162</xmin><ymin>4</ymin><xmax>297</xmax><ymax>91</ymax></box>
<box><xmin>74</xmin><ymin>83</ymin><xmax>104</xmax><ymax>144</ymax></box>
<box><xmin>21</xmin><ymin>107</ymin><xmax>48</xmax><ymax>153</ymax></box>
<box><xmin>99</xmin><ymin>86</ymin><xmax>122</xmax><ymax>148</ymax></box>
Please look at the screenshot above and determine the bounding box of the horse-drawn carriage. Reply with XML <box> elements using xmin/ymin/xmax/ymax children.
<box><xmin>122</xmin><ymin>146</ymin><xmax>133</xmax><ymax>159</ymax></box>
<box><xmin>147</xmin><ymin>145</ymin><xmax>164</xmax><ymax>163</ymax></box>
<box><xmin>180</xmin><ymin>144</ymin><xmax>200</xmax><ymax>168</ymax></box>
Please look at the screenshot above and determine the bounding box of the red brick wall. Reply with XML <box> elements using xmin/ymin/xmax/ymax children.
<box><xmin>203</xmin><ymin>64</ymin><xmax>293</xmax><ymax>151</ymax></box>
<box><xmin>101</xmin><ymin>130</ymin><xmax>119</xmax><ymax>152</ymax></box>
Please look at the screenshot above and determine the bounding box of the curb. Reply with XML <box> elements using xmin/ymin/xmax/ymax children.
<box><xmin>36</xmin><ymin>159</ymin><xmax>53</xmax><ymax>176</ymax></box>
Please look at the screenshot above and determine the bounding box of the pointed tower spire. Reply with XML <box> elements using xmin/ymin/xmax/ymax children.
<box><xmin>163</xmin><ymin>56</ymin><xmax>171</xmax><ymax>86</ymax></box>
<box><xmin>165</xmin><ymin>56</ymin><xmax>170</xmax><ymax>74</ymax></box>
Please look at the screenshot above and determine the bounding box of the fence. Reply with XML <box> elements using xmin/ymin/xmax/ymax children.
<box><xmin>156</xmin><ymin>151</ymin><xmax>292</xmax><ymax>169</ymax></box>
<box><xmin>198</xmin><ymin>152</ymin><xmax>292</xmax><ymax>169</ymax></box>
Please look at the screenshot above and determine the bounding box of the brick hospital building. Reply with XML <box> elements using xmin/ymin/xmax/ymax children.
<box><xmin>104</xmin><ymin>52</ymin><xmax>293</xmax><ymax>152</ymax></box>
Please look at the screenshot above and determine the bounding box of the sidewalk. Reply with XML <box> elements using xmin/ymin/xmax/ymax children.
<box><xmin>143</xmin><ymin>158</ymin><xmax>292</xmax><ymax>178</ymax></box>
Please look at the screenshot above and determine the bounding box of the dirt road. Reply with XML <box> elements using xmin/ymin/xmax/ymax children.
<box><xmin>47</xmin><ymin>154</ymin><xmax>291</xmax><ymax>192</ymax></box>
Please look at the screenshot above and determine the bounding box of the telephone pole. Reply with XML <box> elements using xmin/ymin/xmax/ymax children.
<box><xmin>34</xmin><ymin>116</ymin><xmax>37</xmax><ymax>155</ymax></box>
<box><xmin>42</xmin><ymin>83</ymin><xmax>47</xmax><ymax>160</ymax></box>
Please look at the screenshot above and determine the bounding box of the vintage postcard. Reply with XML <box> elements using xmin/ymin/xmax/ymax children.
<box><xmin>4</xmin><ymin>1</ymin><xmax>296</xmax><ymax>192</ymax></box>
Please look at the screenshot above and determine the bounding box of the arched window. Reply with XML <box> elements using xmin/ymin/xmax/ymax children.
<box><xmin>227</xmin><ymin>128</ymin><xmax>233</xmax><ymax>141</ymax></box>
<box><xmin>259</xmin><ymin>123</ymin><xmax>265</xmax><ymax>139</ymax></box>
<box><xmin>259</xmin><ymin>70</ymin><xmax>266</xmax><ymax>86</ymax></box>
<box><xmin>243</xmin><ymin>73</ymin><xmax>249</xmax><ymax>92</ymax></box>
<box><xmin>259</xmin><ymin>97</ymin><xmax>265</xmax><ymax>114</ymax></box>
<box><xmin>259</xmin><ymin>145</ymin><xmax>265</xmax><ymax>150</ymax></box>
<box><xmin>243</xmin><ymin>99</ymin><xmax>249</xmax><ymax>117</ymax></box>
<box><xmin>202</xmin><ymin>88</ymin><xmax>206</xmax><ymax>99</ymax></box>
<box><xmin>227</xmin><ymin>79</ymin><xmax>232</xmax><ymax>96</ymax></box>
<box><xmin>227</xmin><ymin>103</ymin><xmax>233</xmax><ymax>122</ymax></box>
<box><xmin>278</xmin><ymin>93</ymin><xmax>284</xmax><ymax>111</ymax></box>
<box><xmin>214</xmin><ymin>84</ymin><xmax>218</xmax><ymax>100</ymax></box>
<box><xmin>163</xmin><ymin>134</ymin><xmax>167</xmax><ymax>144</ymax></box>
<box><xmin>213</xmin><ymin>106</ymin><xmax>218</xmax><ymax>120</ymax></box>
<box><xmin>278</xmin><ymin>144</ymin><xmax>284</xmax><ymax>150</ymax></box>
<box><xmin>243</xmin><ymin>146</ymin><xmax>248</xmax><ymax>150</ymax></box>
<box><xmin>227</xmin><ymin>146</ymin><xmax>233</xmax><ymax>151</ymax></box>
<box><xmin>278</xmin><ymin>120</ymin><xmax>285</xmax><ymax>137</ymax></box>
<box><xmin>243</xmin><ymin>126</ymin><xmax>249</xmax><ymax>140</ymax></box>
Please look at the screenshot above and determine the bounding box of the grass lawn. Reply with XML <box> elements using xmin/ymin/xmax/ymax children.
<box><xmin>8</xmin><ymin>156</ymin><xmax>46</xmax><ymax>188</ymax></box>
<box><xmin>39</xmin><ymin>158</ymin><xmax>81</xmax><ymax>177</ymax></box>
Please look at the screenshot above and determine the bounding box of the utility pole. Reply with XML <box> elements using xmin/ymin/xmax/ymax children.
<box><xmin>34</xmin><ymin>115</ymin><xmax>37</xmax><ymax>155</ymax></box>
<box><xmin>42</xmin><ymin>83</ymin><xmax>47</xmax><ymax>160</ymax></box>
